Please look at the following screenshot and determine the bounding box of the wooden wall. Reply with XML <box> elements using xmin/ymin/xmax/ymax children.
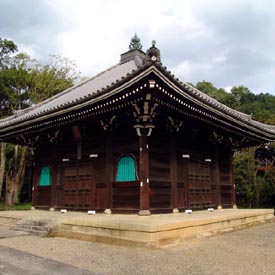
<box><xmin>219</xmin><ymin>149</ymin><xmax>233</xmax><ymax>207</ymax></box>
<box><xmin>33</xmin><ymin>111</ymin><xmax>235</xmax><ymax>212</ymax></box>
<box><xmin>112</xmin><ymin>125</ymin><xmax>139</xmax><ymax>209</ymax></box>
<box><xmin>149</xmin><ymin>131</ymin><xmax>171</xmax><ymax>209</ymax></box>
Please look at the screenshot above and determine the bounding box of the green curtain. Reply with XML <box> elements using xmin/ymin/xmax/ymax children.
<box><xmin>116</xmin><ymin>156</ymin><xmax>136</xmax><ymax>182</ymax></box>
<box><xmin>39</xmin><ymin>166</ymin><xmax>51</xmax><ymax>186</ymax></box>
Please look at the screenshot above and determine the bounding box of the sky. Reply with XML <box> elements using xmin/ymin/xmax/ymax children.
<box><xmin>1</xmin><ymin>0</ymin><xmax>275</xmax><ymax>95</ymax></box>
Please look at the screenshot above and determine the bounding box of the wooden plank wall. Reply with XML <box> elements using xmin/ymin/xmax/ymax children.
<box><xmin>219</xmin><ymin>149</ymin><xmax>232</xmax><ymax>207</ymax></box>
<box><xmin>176</xmin><ymin>157</ymin><xmax>187</xmax><ymax>209</ymax></box>
<box><xmin>149</xmin><ymin>133</ymin><xmax>171</xmax><ymax>209</ymax></box>
<box><xmin>112</xmin><ymin>127</ymin><xmax>140</xmax><ymax>209</ymax></box>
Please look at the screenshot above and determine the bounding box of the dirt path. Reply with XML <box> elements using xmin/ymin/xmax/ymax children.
<box><xmin>0</xmin><ymin>223</ymin><xmax>275</xmax><ymax>275</ymax></box>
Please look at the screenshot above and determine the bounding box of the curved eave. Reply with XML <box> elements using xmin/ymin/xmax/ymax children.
<box><xmin>151</xmin><ymin>64</ymin><xmax>275</xmax><ymax>141</ymax></box>
<box><xmin>0</xmin><ymin>62</ymin><xmax>275</xmax><ymax>143</ymax></box>
<box><xmin>0</xmin><ymin>63</ymin><xmax>151</xmax><ymax>137</ymax></box>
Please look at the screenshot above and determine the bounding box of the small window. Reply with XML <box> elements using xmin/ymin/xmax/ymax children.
<box><xmin>116</xmin><ymin>156</ymin><xmax>136</xmax><ymax>182</ymax></box>
<box><xmin>39</xmin><ymin>166</ymin><xmax>51</xmax><ymax>186</ymax></box>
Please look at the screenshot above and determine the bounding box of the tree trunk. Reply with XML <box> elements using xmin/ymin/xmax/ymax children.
<box><xmin>5</xmin><ymin>145</ymin><xmax>28</xmax><ymax>207</ymax></box>
<box><xmin>5</xmin><ymin>159</ymin><xmax>14</xmax><ymax>207</ymax></box>
<box><xmin>0</xmin><ymin>142</ymin><xmax>6</xmax><ymax>201</ymax></box>
<box><xmin>13</xmin><ymin>146</ymin><xmax>27</xmax><ymax>204</ymax></box>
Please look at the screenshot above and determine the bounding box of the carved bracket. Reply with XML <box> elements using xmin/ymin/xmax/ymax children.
<box><xmin>133</xmin><ymin>93</ymin><xmax>158</xmax><ymax>136</ymax></box>
<box><xmin>100</xmin><ymin>115</ymin><xmax>116</xmax><ymax>131</ymax></box>
<box><xmin>167</xmin><ymin>116</ymin><xmax>183</xmax><ymax>132</ymax></box>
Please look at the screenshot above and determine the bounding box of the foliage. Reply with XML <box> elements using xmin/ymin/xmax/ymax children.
<box><xmin>29</xmin><ymin>55</ymin><xmax>79</xmax><ymax>103</ymax></box>
<box><xmin>0</xmin><ymin>37</ymin><xmax>80</xmax><ymax>206</ymax></box>
<box><xmin>195</xmin><ymin>81</ymin><xmax>275</xmax><ymax>208</ymax></box>
<box><xmin>0</xmin><ymin>202</ymin><xmax>31</xmax><ymax>211</ymax></box>
<box><xmin>195</xmin><ymin>81</ymin><xmax>275</xmax><ymax>124</ymax></box>
<box><xmin>0</xmin><ymin>38</ymin><xmax>17</xmax><ymax>68</ymax></box>
<box><xmin>234</xmin><ymin>148</ymin><xmax>275</xmax><ymax>208</ymax></box>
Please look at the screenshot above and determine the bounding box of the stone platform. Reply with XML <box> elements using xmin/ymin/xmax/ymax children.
<box><xmin>0</xmin><ymin>209</ymin><xmax>274</xmax><ymax>247</ymax></box>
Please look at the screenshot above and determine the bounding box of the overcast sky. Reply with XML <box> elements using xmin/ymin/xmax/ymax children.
<box><xmin>1</xmin><ymin>0</ymin><xmax>275</xmax><ymax>95</ymax></box>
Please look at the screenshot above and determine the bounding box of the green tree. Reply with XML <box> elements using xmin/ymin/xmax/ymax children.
<box><xmin>0</xmin><ymin>38</ymin><xmax>80</xmax><ymax>206</ymax></box>
<box><xmin>29</xmin><ymin>55</ymin><xmax>79</xmax><ymax>103</ymax></box>
<box><xmin>196</xmin><ymin>81</ymin><xmax>238</xmax><ymax>109</ymax></box>
<box><xmin>234</xmin><ymin>147</ymin><xmax>275</xmax><ymax>208</ymax></box>
<box><xmin>0</xmin><ymin>38</ymin><xmax>17</xmax><ymax>68</ymax></box>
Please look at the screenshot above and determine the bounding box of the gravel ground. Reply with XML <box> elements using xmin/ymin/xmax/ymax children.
<box><xmin>0</xmin><ymin>223</ymin><xmax>275</xmax><ymax>275</ymax></box>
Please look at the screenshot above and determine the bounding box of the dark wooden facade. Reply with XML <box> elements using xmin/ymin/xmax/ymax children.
<box><xmin>1</xmin><ymin>38</ymin><xmax>274</xmax><ymax>214</ymax></box>
<box><xmin>31</xmin><ymin>79</ymin><xmax>237</xmax><ymax>213</ymax></box>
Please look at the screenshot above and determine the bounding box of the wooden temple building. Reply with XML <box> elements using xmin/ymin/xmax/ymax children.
<box><xmin>1</xmin><ymin>35</ymin><xmax>275</xmax><ymax>215</ymax></box>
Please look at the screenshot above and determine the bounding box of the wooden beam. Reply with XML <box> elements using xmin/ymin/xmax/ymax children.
<box><xmin>139</xmin><ymin>133</ymin><xmax>150</xmax><ymax>215</ymax></box>
<box><xmin>77</xmin><ymin>142</ymin><xmax>82</xmax><ymax>160</ymax></box>
<box><xmin>72</xmin><ymin>126</ymin><xmax>82</xmax><ymax>142</ymax></box>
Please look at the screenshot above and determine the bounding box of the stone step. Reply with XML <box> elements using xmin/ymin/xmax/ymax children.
<box><xmin>13</xmin><ymin>219</ymin><xmax>52</xmax><ymax>236</ymax></box>
<box><xmin>13</xmin><ymin>228</ymin><xmax>48</xmax><ymax>236</ymax></box>
<box><xmin>15</xmin><ymin>225</ymin><xmax>49</xmax><ymax>232</ymax></box>
<box><xmin>16</xmin><ymin>219</ymin><xmax>50</xmax><ymax>227</ymax></box>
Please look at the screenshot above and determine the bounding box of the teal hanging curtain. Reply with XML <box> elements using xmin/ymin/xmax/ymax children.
<box><xmin>39</xmin><ymin>166</ymin><xmax>51</xmax><ymax>186</ymax></box>
<box><xmin>116</xmin><ymin>156</ymin><xmax>136</xmax><ymax>182</ymax></box>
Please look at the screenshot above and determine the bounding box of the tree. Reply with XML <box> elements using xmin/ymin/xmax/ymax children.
<box><xmin>0</xmin><ymin>38</ymin><xmax>17</xmax><ymax>68</ymax></box>
<box><xmin>29</xmin><ymin>55</ymin><xmax>79</xmax><ymax>103</ymax></box>
<box><xmin>5</xmin><ymin>145</ymin><xmax>28</xmax><ymax>206</ymax></box>
<box><xmin>0</xmin><ymin>142</ymin><xmax>6</xmax><ymax>200</ymax></box>
<box><xmin>234</xmin><ymin>146</ymin><xmax>275</xmax><ymax>208</ymax></box>
<box><xmin>0</xmin><ymin>38</ymin><xmax>18</xmax><ymax>203</ymax></box>
<box><xmin>196</xmin><ymin>81</ymin><xmax>238</xmax><ymax>109</ymax></box>
<box><xmin>0</xmin><ymin>38</ymin><xmax>80</xmax><ymax>207</ymax></box>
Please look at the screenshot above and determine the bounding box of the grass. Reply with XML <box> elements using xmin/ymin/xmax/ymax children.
<box><xmin>0</xmin><ymin>202</ymin><xmax>32</xmax><ymax>211</ymax></box>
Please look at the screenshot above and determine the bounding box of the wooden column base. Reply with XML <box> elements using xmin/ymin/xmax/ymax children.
<box><xmin>104</xmin><ymin>209</ymin><xmax>112</xmax><ymax>214</ymax></box>
<box><xmin>233</xmin><ymin>204</ymin><xmax>238</xmax><ymax>209</ymax></box>
<box><xmin>138</xmin><ymin>210</ymin><xmax>151</xmax><ymax>216</ymax></box>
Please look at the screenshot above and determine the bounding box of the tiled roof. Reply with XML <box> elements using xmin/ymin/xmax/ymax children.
<box><xmin>152</xmin><ymin>63</ymin><xmax>275</xmax><ymax>137</ymax></box>
<box><xmin>0</xmin><ymin>43</ymin><xmax>274</xmax><ymax>141</ymax></box>
<box><xmin>0</xmin><ymin>57</ymin><xmax>142</xmax><ymax>129</ymax></box>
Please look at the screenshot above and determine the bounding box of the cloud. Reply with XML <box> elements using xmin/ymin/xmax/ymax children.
<box><xmin>0</xmin><ymin>0</ymin><xmax>275</xmax><ymax>94</ymax></box>
<box><xmin>0</xmin><ymin>0</ymin><xmax>70</xmax><ymax>58</ymax></box>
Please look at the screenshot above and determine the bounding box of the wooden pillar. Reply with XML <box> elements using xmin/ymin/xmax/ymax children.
<box><xmin>214</xmin><ymin>148</ymin><xmax>222</xmax><ymax>209</ymax></box>
<box><xmin>229</xmin><ymin>150</ymin><xmax>237</xmax><ymax>208</ymax></box>
<box><xmin>183</xmin><ymin>157</ymin><xmax>190</xmax><ymax>209</ymax></box>
<box><xmin>49</xmin><ymin>145</ymin><xmax>58</xmax><ymax>211</ymax></box>
<box><xmin>90</xmin><ymin>159</ymin><xmax>96</xmax><ymax>210</ymax></box>
<box><xmin>49</xmin><ymin>164</ymin><xmax>57</xmax><ymax>210</ymax></box>
<box><xmin>139</xmin><ymin>133</ymin><xmax>150</xmax><ymax>215</ymax></box>
<box><xmin>104</xmin><ymin>131</ymin><xmax>113</xmax><ymax>214</ymax></box>
<box><xmin>170</xmin><ymin>134</ymin><xmax>178</xmax><ymax>213</ymax></box>
<box><xmin>31</xmin><ymin>163</ymin><xmax>37</xmax><ymax>209</ymax></box>
<box><xmin>214</xmin><ymin>147</ymin><xmax>222</xmax><ymax>209</ymax></box>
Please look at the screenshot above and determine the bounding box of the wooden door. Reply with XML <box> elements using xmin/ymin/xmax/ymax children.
<box><xmin>188</xmin><ymin>160</ymin><xmax>211</xmax><ymax>209</ymax></box>
<box><xmin>62</xmin><ymin>163</ymin><xmax>92</xmax><ymax>210</ymax></box>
